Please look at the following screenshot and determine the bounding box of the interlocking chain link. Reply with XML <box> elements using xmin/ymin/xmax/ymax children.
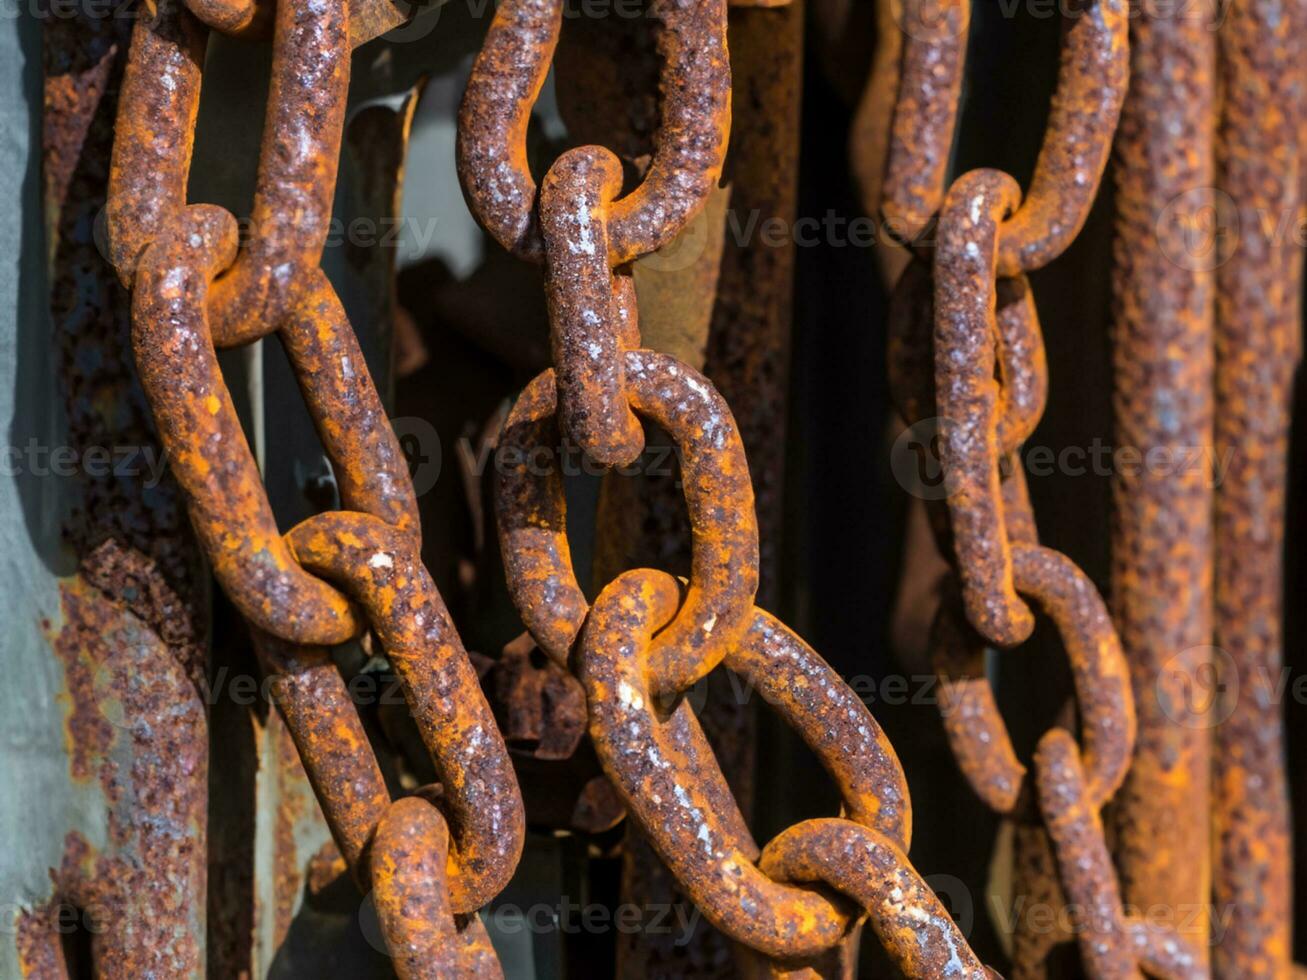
<box><xmin>459</xmin><ymin>0</ymin><xmax>731</xmax><ymax>468</ymax></box>
<box><xmin>107</xmin><ymin>0</ymin><xmax>523</xmax><ymax>971</ymax></box>
<box><xmin>876</xmin><ymin>1</ymin><xmax>1213</xmax><ymax>976</ymax></box>
<box><xmin>458</xmin><ymin>0</ymin><xmax>1000</xmax><ymax>974</ymax></box>
<box><xmin>93</xmin><ymin>0</ymin><xmax>1302</xmax><ymax>971</ymax></box>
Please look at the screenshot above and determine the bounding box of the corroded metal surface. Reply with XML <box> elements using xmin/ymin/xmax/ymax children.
<box><xmin>575</xmin><ymin>7</ymin><xmax>803</xmax><ymax>966</ymax></box>
<box><xmin>257</xmin><ymin>632</ymin><xmax>389</xmax><ymax>875</ymax></box>
<box><xmin>876</xmin><ymin>0</ymin><xmax>970</xmax><ymax>247</ymax></box>
<box><xmin>759</xmin><ymin>819</ymin><xmax>994</xmax><ymax>979</ymax></box>
<box><xmin>1033</xmin><ymin>731</ymin><xmax>1142</xmax><ymax>979</ymax></box>
<box><xmin>1036</xmin><ymin>730</ymin><xmax>1210</xmax><ymax>979</ymax></box>
<box><xmin>458</xmin><ymin>0</ymin><xmax>1003</xmax><ymax>964</ymax></box>
<box><xmin>29</xmin><ymin>578</ymin><xmax>208</xmax><ymax>976</ymax></box>
<box><xmin>1108</xmin><ymin>3</ymin><xmax>1216</xmax><ymax>958</ymax></box>
<box><xmin>993</xmin><ymin>0</ymin><xmax>1128</xmax><ymax>275</ymax></box>
<box><xmin>204</xmin><ymin>0</ymin><xmax>351</xmax><ymax>347</ymax></box>
<box><xmin>539</xmin><ymin>148</ymin><xmax>646</xmax><ymax>467</ymax></box>
<box><xmin>496</xmin><ymin>353</ymin><xmax>759</xmax><ymax>688</ymax></box>
<box><xmin>35</xmin><ymin>7</ymin><xmax>212</xmax><ymax>975</ymax></box>
<box><xmin>491</xmin><ymin>631</ymin><xmax>588</xmax><ymax>762</ymax></box>
<box><xmin>131</xmin><ymin>205</ymin><xmax>362</xmax><ymax>645</ymax></box>
<box><xmin>934</xmin><ymin>545</ymin><xmax>1135</xmax><ymax>820</ymax></box>
<box><xmin>706</xmin><ymin>1</ymin><xmax>803</xmax><ymax>604</ymax></box>
<box><xmin>45</xmin><ymin>0</ymin><xmax>208</xmax><ymax>671</ymax></box>
<box><xmin>850</xmin><ymin>0</ymin><xmax>903</xmax><ymax>235</ymax></box>
<box><xmin>104</xmin><ymin>0</ymin><xmax>527</xmax><ymax>965</ymax></box>
<box><xmin>457</xmin><ymin>0</ymin><xmax>731</xmax><ymax>265</ymax></box>
<box><xmin>874</xmin><ymin>0</ymin><xmax>1187</xmax><ymax>969</ymax></box>
<box><xmin>578</xmin><ymin>568</ymin><xmax>988</xmax><ymax>968</ymax></box>
<box><xmin>286</xmin><ymin>510</ymin><xmax>523</xmax><ymax>911</ymax></box>
<box><xmin>35</xmin><ymin>0</ymin><xmax>1307</xmax><ymax>972</ymax></box>
<box><xmin>371</xmin><ymin>797</ymin><xmax>504</xmax><ymax>979</ymax></box>
<box><xmin>1212</xmin><ymin>0</ymin><xmax>1301</xmax><ymax>970</ymax></box>
<box><xmin>872</xmin><ymin>0</ymin><xmax>1126</xmax><ymax>265</ymax></box>
<box><xmin>103</xmin><ymin>0</ymin><xmax>205</xmax><ymax>287</ymax></box>
<box><xmin>933</xmin><ymin>169</ymin><xmax>1035</xmax><ymax>649</ymax></box>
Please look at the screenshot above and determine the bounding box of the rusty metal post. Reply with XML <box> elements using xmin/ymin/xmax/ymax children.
<box><xmin>10</xmin><ymin>8</ymin><xmax>213</xmax><ymax>976</ymax></box>
<box><xmin>1211</xmin><ymin>0</ymin><xmax>1302</xmax><ymax>972</ymax></box>
<box><xmin>1109</xmin><ymin>0</ymin><xmax>1215</xmax><ymax>960</ymax></box>
<box><xmin>704</xmin><ymin>0</ymin><xmax>804</xmax><ymax>607</ymax></box>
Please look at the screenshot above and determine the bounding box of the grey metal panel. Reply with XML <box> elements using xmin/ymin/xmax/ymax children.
<box><xmin>0</xmin><ymin>11</ymin><xmax>85</xmax><ymax>978</ymax></box>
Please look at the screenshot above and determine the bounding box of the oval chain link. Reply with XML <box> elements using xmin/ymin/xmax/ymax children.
<box><xmin>97</xmin><ymin>0</ymin><xmax>1253</xmax><ymax>971</ymax></box>
<box><xmin>460</xmin><ymin>2</ymin><xmax>1004</xmax><ymax>968</ymax></box>
<box><xmin>868</xmin><ymin>0</ymin><xmax>1127</xmax><ymax>269</ymax></box>
<box><xmin>108</xmin><ymin>0</ymin><xmax>524</xmax><ymax>965</ymax></box>
<box><xmin>876</xmin><ymin>7</ymin><xmax>1212</xmax><ymax>966</ymax></box>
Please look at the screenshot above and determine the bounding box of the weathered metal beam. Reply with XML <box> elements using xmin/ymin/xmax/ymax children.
<box><xmin>1108</xmin><ymin>2</ymin><xmax>1216</xmax><ymax>960</ymax></box>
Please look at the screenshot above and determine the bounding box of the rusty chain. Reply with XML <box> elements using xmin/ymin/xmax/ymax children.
<box><xmin>86</xmin><ymin>0</ymin><xmax>1302</xmax><ymax>970</ymax></box>
<box><xmin>872</xmin><ymin>0</ymin><xmax>1304</xmax><ymax>973</ymax></box>
<box><xmin>456</xmin><ymin>0</ymin><xmax>1005</xmax><ymax>973</ymax></box>
<box><xmin>106</xmin><ymin>0</ymin><xmax>523</xmax><ymax>972</ymax></box>
<box><xmin>877</xmin><ymin>0</ymin><xmax>1218</xmax><ymax>976</ymax></box>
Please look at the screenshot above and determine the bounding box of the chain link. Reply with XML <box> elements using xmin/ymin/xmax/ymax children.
<box><xmin>93</xmin><ymin>0</ymin><xmax>1300</xmax><ymax>970</ymax></box>
<box><xmin>108</xmin><ymin>0</ymin><xmax>523</xmax><ymax>968</ymax></box>
<box><xmin>871</xmin><ymin>0</ymin><xmax>1298</xmax><ymax>965</ymax></box>
<box><xmin>457</xmin><ymin>0</ymin><xmax>1004</xmax><ymax>973</ymax></box>
<box><xmin>876</xmin><ymin>0</ymin><xmax>1217</xmax><ymax>975</ymax></box>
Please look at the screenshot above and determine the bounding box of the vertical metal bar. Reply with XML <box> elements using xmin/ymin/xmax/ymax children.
<box><xmin>1211</xmin><ymin>0</ymin><xmax>1301</xmax><ymax>971</ymax></box>
<box><xmin>1109</xmin><ymin>0</ymin><xmax>1215</xmax><ymax>960</ymax></box>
